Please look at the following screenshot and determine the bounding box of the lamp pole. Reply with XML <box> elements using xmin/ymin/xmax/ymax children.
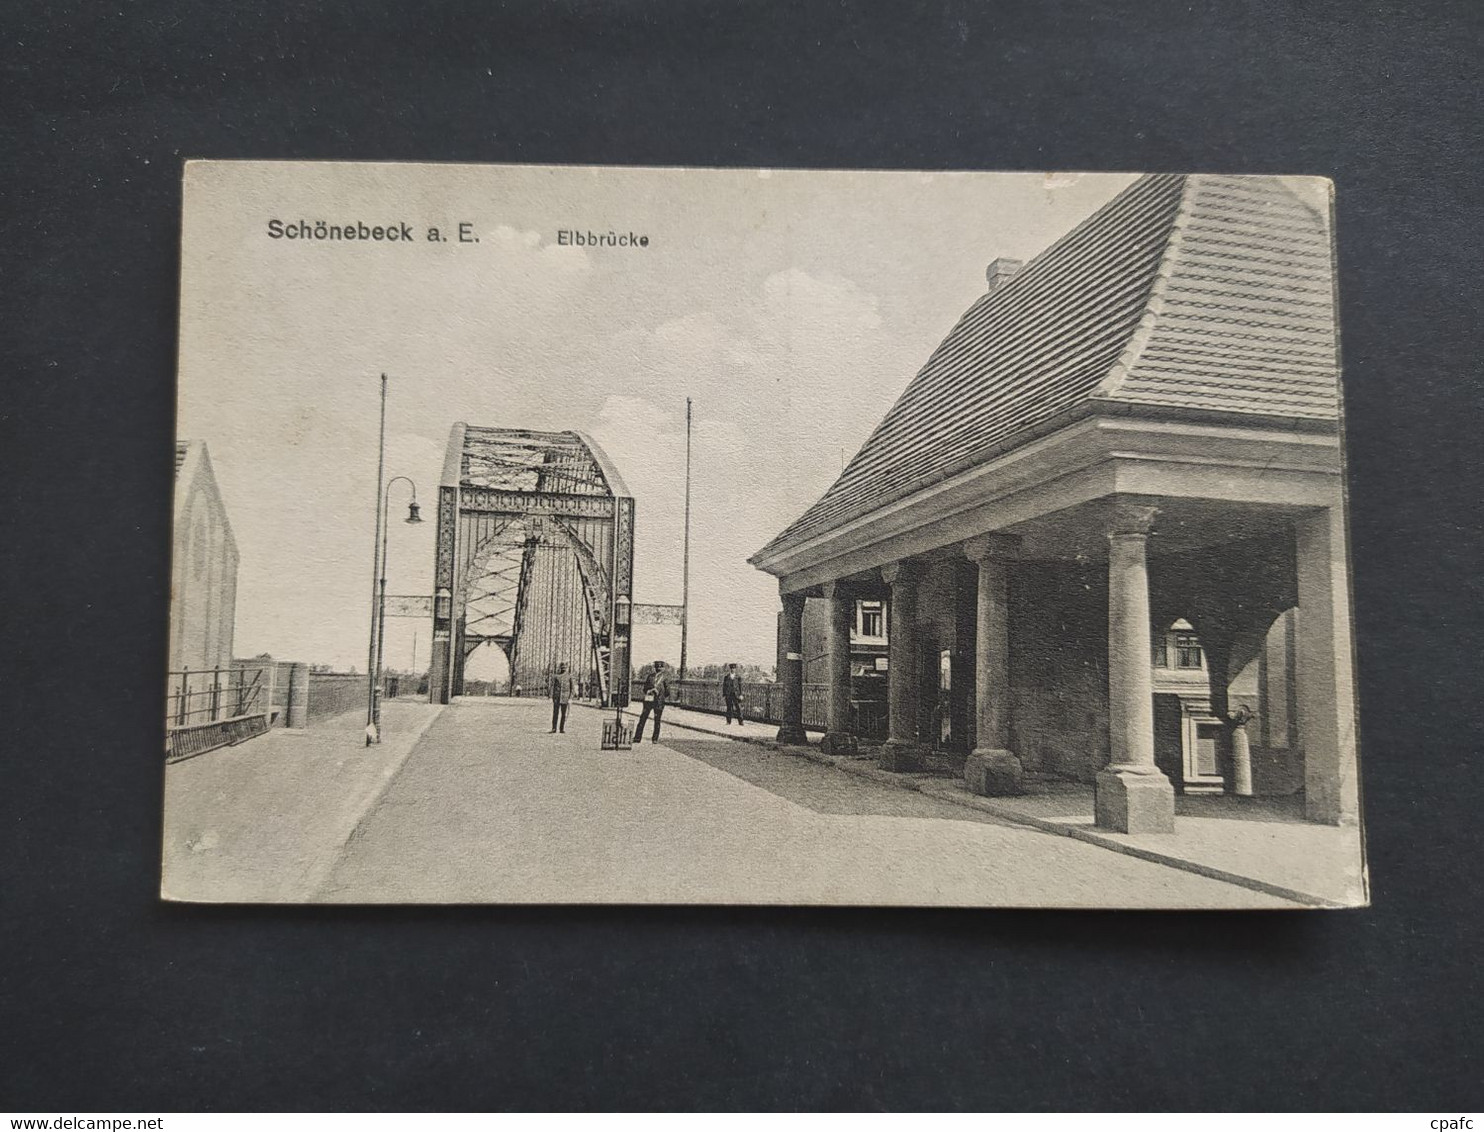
<box><xmin>679</xmin><ymin>396</ymin><xmax>692</xmax><ymax>679</ymax></box>
<box><xmin>373</xmin><ymin>476</ymin><xmax>422</xmax><ymax>742</ymax></box>
<box><xmin>364</xmin><ymin>375</ymin><xmax>388</xmax><ymax>746</ymax></box>
<box><xmin>614</xmin><ymin>594</ymin><xmax>631</xmax><ymax>727</ymax></box>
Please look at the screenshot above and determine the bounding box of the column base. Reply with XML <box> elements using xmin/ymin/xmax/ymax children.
<box><xmin>820</xmin><ymin>730</ymin><xmax>859</xmax><ymax>756</ymax></box>
<box><xmin>1094</xmin><ymin>766</ymin><xmax>1176</xmax><ymax>834</ymax></box>
<box><xmin>964</xmin><ymin>748</ymin><xmax>1024</xmax><ymax>796</ymax></box>
<box><xmin>775</xmin><ymin>723</ymin><xmax>808</xmax><ymax>746</ymax></box>
<box><xmin>878</xmin><ymin>740</ymin><xmax>927</xmax><ymax>772</ymax></box>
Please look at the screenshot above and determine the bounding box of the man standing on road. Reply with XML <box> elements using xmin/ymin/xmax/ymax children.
<box><xmin>722</xmin><ymin>663</ymin><xmax>745</xmax><ymax>725</ymax></box>
<box><xmin>549</xmin><ymin>662</ymin><xmax>575</xmax><ymax>733</ymax></box>
<box><xmin>632</xmin><ymin>659</ymin><xmax>671</xmax><ymax>744</ymax></box>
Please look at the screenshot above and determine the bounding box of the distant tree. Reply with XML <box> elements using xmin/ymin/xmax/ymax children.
<box><xmin>686</xmin><ymin>662</ymin><xmax>774</xmax><ymax>683</ymax></box>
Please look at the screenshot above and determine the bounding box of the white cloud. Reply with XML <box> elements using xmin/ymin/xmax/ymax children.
<box><xmin>582</xmin><ymin>263</ymin><xmax>891</xmax><ymax>666</ymax></box>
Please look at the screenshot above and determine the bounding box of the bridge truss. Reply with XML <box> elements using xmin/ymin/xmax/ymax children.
<box><xmin>428</xmin><ymin>424</ymin><xmax>635</xmax><ymax>706</ymax></box>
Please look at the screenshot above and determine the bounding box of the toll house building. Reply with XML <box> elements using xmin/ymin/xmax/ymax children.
<box><xmin>750</xmin><ymin>174</ymin><xmax>1359</xmax><ymax>833</ymax></box>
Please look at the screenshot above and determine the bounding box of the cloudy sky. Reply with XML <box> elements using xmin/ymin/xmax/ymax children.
<box><xmin>177</xmin><ymin>162</ymin><xmax>1136</xmax><ymax>674</ymax></box>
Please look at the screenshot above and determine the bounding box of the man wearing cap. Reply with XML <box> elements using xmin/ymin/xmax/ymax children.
<box><xmin>721</xmin><ymin>663</ymin><xmax>745</xmax><ymax>725</ymax></box>
<box><xmin>632</xmin><ymin>659</ymin><xmax>671</xmax><ymax>744</ymax></box>
<box><xmin>548</xmin><ymin>662</ymin><xmax>575</xmax><ymax>733</ymax></box>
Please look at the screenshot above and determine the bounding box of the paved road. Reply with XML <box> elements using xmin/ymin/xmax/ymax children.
<box><xmin>162</xmin><ymin>700</ymin><xmax>442</xmax><ymax>902</ymax></box>
<box><xmin>313</xmin><ymin>698</ymin><xmax>1292</xmax><ymax>907</ymax></box>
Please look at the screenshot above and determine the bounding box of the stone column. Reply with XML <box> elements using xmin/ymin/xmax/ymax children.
<box><xmin>776</xmin><ymin>589</ymin><xmax>808</xmax><ymax>746</ymax></box>
<box><xmin>820</xmin><ymin>581</ymin><xmax>858</xmax><ymax>756</ymax></box>
<box><xmin>962</xmin><ymin>534</ymin><xmax>1023</xmax><ymax>795</ymax></box>
<box><xmin>1231</xmin><ymin>717</ymin><xmax>1254</xmax><ymax>796</ymax></box>
<box><xmin>1295</xmin><ymin>505</ymin><xmax>1359</xmax><ymax>825</ymax></box>
<box><xmin>1094</xmin><ymin>502</ymin><xmax>1175</xmax><ymax>833</ymax></box>
<box><xmin>879</xmin><ymin>562</ymin><xmax>925</xmax><ymax>772</ymax></box>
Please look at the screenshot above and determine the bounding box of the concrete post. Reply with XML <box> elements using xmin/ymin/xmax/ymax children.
<box><xmin>1094</xmin><ymin>502</ymin><xmax>1175</xmax><ymax>833</ymax></box>
<box><xmin>879</xmin><ymin>562</ymin><xmax>924</xmax><ymax>772</ymax></box>
<box><xmin>285</xmin><ymin>662</ymin><xmax>310</xmax><ymax>729</ymax></box>
<box><xmin>776</xmin><ymin>590</ymin><xmax>808</xmax><ymax>746</ymax></box>
<box><xmin>962</xmin><ymin>534</ymin><xmax>1023</xmax><ymax>795</ymax></box>
<box><xmin>820</xmin><ymin>581</ymin><xmax>858</xmax><ymax>756</ymax></box>
<box><xmin>1296</xmin><ymin>505</ymin><xmax>1360</xmax><ymax>825</ymax></box>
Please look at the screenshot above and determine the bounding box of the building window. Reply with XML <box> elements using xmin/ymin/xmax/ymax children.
<box><xmin>1154</xmin><ymin>620</ymin><xmax>1203</xmax><ymax>670</ymax></box>
<box><xmin>857</xmin><ymin>601</ymin><xmax>884</xmax><ymax>640</ymax></box>
<box><xmin>1174</xmin><ymin>633</ymin><xmax>1203</xmax><ymax>669</ymax></box>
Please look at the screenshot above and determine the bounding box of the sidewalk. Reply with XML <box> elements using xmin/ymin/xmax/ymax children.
<box><xmin>162</xmin><ymin>699</ymin><xmax>444</xmax><ymax>902</ymax></box>
<box><xmin>610</xmin><ymin>701</ymin><xmax>796</xmax><ymax>746</ymax></box>
<box><xmin>606</xmin><ymin>702</ymin><xmax>1368</xmax><ymax>908</ymax></box>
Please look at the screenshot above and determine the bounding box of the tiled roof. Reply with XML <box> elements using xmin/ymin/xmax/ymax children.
<box><xmin>755</xmin><ymin>174</ymin><xmax>1336</xmax><ymax>559</ymax></box>
<box><xmin>175</xmin><ymin>441</ymin><xmax>192</xmax><ymax>478</ymax></box>
<box><xmin>1104</xmin><ymin>176</ymin><xmax>1338</xmax><ymax>416</ymax></box>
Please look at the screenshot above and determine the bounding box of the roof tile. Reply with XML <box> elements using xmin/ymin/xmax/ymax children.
<box><xmin>755</xmin><ymin>174</ymin><xmax>1337</xmax><ymax>560</ymax></box>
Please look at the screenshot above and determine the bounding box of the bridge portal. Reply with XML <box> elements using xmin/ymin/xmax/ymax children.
<box><xmin>428</xmin><ymin>424</ymin><xmax>635</xmax><ymax>706</ymax></box>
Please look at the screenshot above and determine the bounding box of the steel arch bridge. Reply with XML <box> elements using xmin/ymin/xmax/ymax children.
<box><xmin>428</xmin><ymin>423</ymin><xmax>635</xmax><ymax>706</ymax></box>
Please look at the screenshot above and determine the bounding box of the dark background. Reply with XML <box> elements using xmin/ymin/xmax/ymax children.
<box><xmin>3</xmin><ymin>0</ymin><xmax>1481</xmax><ymax>1112</ymax></box>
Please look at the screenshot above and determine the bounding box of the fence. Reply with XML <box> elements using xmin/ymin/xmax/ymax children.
<box><xmin>167</xmin><ymin>666</ymin><xmax>264</xmax><ymax>728</ymax></box>
<box><xmin>664</xmin><ymin>679</ymin><xmax>888</xmax><ymax>739</ymax></box>
<box><xmin>233</xmin><ymin>658</ymin><xmax>294</xmax><ymax>723</ymax></box>
<box><xmin>165</xmin><ymin>667</ymin><xmax>271</xmax><ymax>761</ymax></box>
<box><xmin>166</xmin><ymin>663</ymin><xmax>387</xmax><ymax>762</ymax></box>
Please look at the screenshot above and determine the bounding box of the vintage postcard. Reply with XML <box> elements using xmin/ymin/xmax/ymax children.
<box><xmin>164</xmin><ymin>161</ymin><xmax>1367</xmax><ymax>908</ymax></box>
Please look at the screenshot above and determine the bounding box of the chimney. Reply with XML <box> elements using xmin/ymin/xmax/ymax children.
<box><xmin>986</xmin><ymin>256</ymin><xmax>1023</xmax><ymax>293</ymax></box>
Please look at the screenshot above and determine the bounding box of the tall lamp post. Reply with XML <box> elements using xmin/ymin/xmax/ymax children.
<box><xmin>364</xmin><ymin>375</ymin><xmax>389</xmax><ymax>746</ymax></box>
<box><xmin>371</xmin><ymin>476</ymin><xmax>422</xmax><ymax>743</ymax></box>
<box><xmin>679</xmin><ymin>396</ymin><xmax>692</xmax><ymax>679</ymax></box>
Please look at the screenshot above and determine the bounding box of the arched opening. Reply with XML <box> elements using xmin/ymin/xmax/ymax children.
<box><xmin>462</xmin><ymin>641</ymin><xmax>513</xmax><ymax>696</ymax></box>
<box><xmin>1151</xmin><ymin>610</ymin><xmax>1302</xmax><ymax>796</ymax></box>
<box><xmin>1151</xmin><ymin>618</ymin><xmax>1223</xmax><ymax>793</ymax></box>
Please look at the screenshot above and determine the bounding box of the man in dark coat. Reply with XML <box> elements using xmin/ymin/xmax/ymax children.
<box><xmin>721</xmin><ymin>663</ymin><xmax>745</xmax><ymax>725</ymax></box>
<box><xmin>632</xmin><ymin>659</ymin><xmax>671</xmax><ymax>744</ymax></box>
<box><xmin>548</xmin><ymin>662</ymin><xmax>575</xmax><ymax>733</ymax></box>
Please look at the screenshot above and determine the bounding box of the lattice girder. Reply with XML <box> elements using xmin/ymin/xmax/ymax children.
<box><xmin>428</xmin><ymin>423</ymin><xmax>635</xmax><ymax>707</ymax></box>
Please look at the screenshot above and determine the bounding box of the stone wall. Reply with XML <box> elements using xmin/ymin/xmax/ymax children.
<box><xmin>1009</xmin><ymin>560</ymin><xmax>1110</xmax><ymax>781</ymax></box>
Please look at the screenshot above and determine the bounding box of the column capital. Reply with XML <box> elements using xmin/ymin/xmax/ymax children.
<box><xmin>880</xmin><ymin>560</ymin><xmax>919</xmax><ymax>586</ymax></box>
<box><xmin>820</xmin><ymin>580</ymin><xmax>851</xmax><ymax>600</ymax></box>
<box><xmin>779</xmin><ymin>589</ymin><xmax>807</xmax><ymax>616</ymax></box>
<box><xmin>962</xmin><ymin>533</ymin><xmax>1021</xmax><ymax>563</ymax></box>
<box><xmin>1107</xmin><ymin>499</ymin><xmax>1160</xmax><ymax>538</ymax></box>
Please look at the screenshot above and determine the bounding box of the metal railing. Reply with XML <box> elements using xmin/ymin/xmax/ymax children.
<box><xmin>664</xmin><ymin>679</ymin><xmax>887</xmax><ymax>739</ymax></box>
<box><xmin>165</xmin><ymin>667</ymin><xmax>270</xmax><ymax>761</ymax></box>
<box><xmin>167</xmin><ymin>667</ymin><xmax>263</xmax><ymax>728</ymax></box>
<box><xmin>168</xmin><ymin>713</ymin><xmax>270</xmax><ymax>761</ymax></box>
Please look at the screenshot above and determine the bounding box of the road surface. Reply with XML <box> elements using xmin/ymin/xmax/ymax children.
<box><xmin>225</xmin><ymin>698</ymin><xmax>1294</xmax><ymax>907</ymax></box>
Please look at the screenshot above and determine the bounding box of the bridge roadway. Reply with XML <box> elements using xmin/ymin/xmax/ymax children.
<box><xmin>163</xmin><ymin>697</ymin><xmax>1295</xmax><ymax>907</ymax></box>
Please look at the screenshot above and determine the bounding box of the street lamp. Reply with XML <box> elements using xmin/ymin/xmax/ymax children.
<box><xmin>371</xmin><ymin>475</ymin><xmax>422</xmax><ymax>743</ymax></box>
<box><xmin>365</xmin><ymin>376</ymin><xmax>389</xmax><ymax>747</ymax></box>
